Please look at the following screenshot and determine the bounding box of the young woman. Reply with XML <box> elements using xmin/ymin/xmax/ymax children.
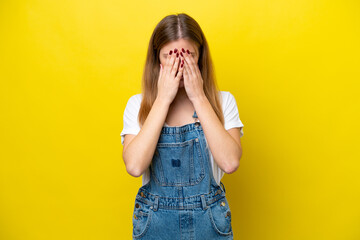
<box><xmin>121</xmin><ymin>13</ymin><xmax>244</xmax><ymax>239</ymax></box>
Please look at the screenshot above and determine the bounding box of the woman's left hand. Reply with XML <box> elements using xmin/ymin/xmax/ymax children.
<box><xmin>182</xmin><ymin>50</ymin><xmax>206</xmax><ymax>103</ymax></box>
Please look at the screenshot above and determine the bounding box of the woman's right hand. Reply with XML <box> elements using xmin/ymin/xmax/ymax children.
<box><xmin>157</xmin><ymin>49</ymin><xmax>184</xmax><ymax>105</ymax></box>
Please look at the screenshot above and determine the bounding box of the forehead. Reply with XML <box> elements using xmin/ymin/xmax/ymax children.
<box><xmin>160</xmin><ymin>39</ymin><xmax>198</xmax><ymax>54</ymax></box>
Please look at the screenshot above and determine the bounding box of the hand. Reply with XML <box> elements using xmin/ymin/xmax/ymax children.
<box><xmin>181</xmin><ymin>49</ymin><xmax>206</xmax><ymax>103</ymax></box>
<box><xmin>157</xmin><ymin>49</ymin><xmax>184</xmax><ymax>105</ymax></box>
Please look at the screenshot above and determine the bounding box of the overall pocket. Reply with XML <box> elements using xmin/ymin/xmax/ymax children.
<box><xmin>132</xmin><ymin>199</ymin><xmax>152</xmax><ymax>239</ymax></box>
<box><xmin>150</xmin><ymin>138</ymin><xmax>205</xmax><ymax>186</ymax></box>
<box><xmin>208</xmin><ymin>197</ymin><xmax>233</xmax><ymax>236</ymax></box>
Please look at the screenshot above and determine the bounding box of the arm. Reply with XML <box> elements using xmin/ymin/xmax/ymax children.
<box><xmin>122</xmin><ymin>97</ymin><xmax>170</xmax><ymax>177</ymax></box>
<box><xmin>192</xmin><ymin>96</ymin><xmax>243</xmax><ymax>174</ymax></box>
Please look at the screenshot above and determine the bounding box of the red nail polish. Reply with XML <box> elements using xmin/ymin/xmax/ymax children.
<box><xmin>169</xmin><ymin>50</ymin><xmax>172</xmax><ymax>55</ymax></box>
<box><xmin>181</xmin><ymin>63</ymin><xmax>183</xmax><ymax>68</ymax></box>
<box><xmin>182</xmin><ymin>48</ymin><xmax>185</xmax><ymax>53</ymax></box>
<box><xmin>174</xmin><ymin>48</ymin><xmax>178</xmax><ymax>53</ymax></box>
<box><xmin>180</xmin><ymin>52</ymin><xmax>183</xmax><ymax>57</ymax></box>
<box><xmin>176</xmin><ymin>53</ymin><xmax>179</xmax><ymax>57</ymax></box>
<box><xmin>186</xmin><ymin>49</ymin><xmax>190</xmax><ymax>54</ymax></box>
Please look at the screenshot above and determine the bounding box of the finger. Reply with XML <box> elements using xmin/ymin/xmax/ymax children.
<box><xmin>184</xmin><ymin>50</ymin><xmax>201</xmax><ymax>77</ymax></box>
<box><xmin>182</xmin><ymin>50</ymin><xmax>196</xmax><ymax>77</ymax></box>
<box><xmin>175</xmin><ymin>57</ymin><xmax>185</xmax><ymax>80</ymax></box>
<box><xmin>169</xmin><ymin>49</ymin><xmax>179</xmax><ymax>74</ymax></box>
<box><xmin>183</xmin><ymin>59</ymin><xmax>191</xmax><ymax>76</ymax></box>
<box><xmin>175</xmin><ymin>68</ymin><xmax>183</xmax><ymax>81</ymax></box>
<box><xmin>183</xmin><ymin>59</ymin><xmax>190</xmax><ymax>81</ymax></box>
<box><xmin>159</xmin><ymin>64</ymin><xmax>163</xmax><ymax>80</ymax></box>
<box><xmin>180</xmin><ymin>57</ymin><xmax>185</xmax><ymax>72</ymax></box>
<box><xmin>165</xmin><ymin>49</ymin><xmax>175</xmax><ymax>77</ymax></box>
<box><xmin>163</xmin><ymin>51</ymin><xmax>170</xmax><ymax>78</ymax></box>
<box><xmin>187</xmin><ymin>52</ymin><xmax>201</xmax><ymax>79</ymax></box>
<box><xmin>170</xmin><ymin>54</ymin><xmax>181</xmax><ymax>78</ymax></box>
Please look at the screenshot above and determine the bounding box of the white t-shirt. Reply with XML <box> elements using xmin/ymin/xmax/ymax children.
<box><xmin>120</xmin><ymin>91</ymin><xmax>244</xmax><ymax>186</ymax></box>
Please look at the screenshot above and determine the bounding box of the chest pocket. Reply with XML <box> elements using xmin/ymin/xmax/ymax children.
<box><xmin>150</xmin><ymin>138</ymin><xmax>205</xmax><ymax>186</ymax></box>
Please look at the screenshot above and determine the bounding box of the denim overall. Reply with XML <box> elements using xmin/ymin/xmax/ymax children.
<box><xmin>132</xmin><ymin>110</ymin><xmax>234</xmax><ymax>239</ymax></box>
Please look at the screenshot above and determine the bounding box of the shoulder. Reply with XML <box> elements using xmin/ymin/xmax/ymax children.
<box><xmin>219</xmin><ymin>90</ymin><xmax>233</xmax><ymax>100</ymax></box>
<box><xmin>218</xmin><ymin>91</ymin><xmax>236</xmax><ymax>110</ymax></box>
<box><xmin>125</xmin><ymin>93</ymin><xmax>142</xmax><ymax>109</ymax></box>
<box><xmin>128</xmin><ymin>93</ymin><xmax>142</xmax><ymax>104</ymax></box>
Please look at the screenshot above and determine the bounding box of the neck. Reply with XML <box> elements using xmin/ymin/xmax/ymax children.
<box><xmin>168</xmin><ymin>88</ymin><xmax>192</xmax><ymax>108</ymax></box>
<box><xmin>173</xmin><ymin>87</ymin><xmax>188</xmax><ymax>101</ymax></box>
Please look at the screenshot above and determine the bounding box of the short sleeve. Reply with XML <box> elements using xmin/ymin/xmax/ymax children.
<box><xmin>222</xmin><ymin>91</ymin><xmax>244</xmax><ymax>137</ymax></box>
<box><xmin>120</xmin><ymin>94</ymin><xmax>142</xmax><ymax>145</ymax></box>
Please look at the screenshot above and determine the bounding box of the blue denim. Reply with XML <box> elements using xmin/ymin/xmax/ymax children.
<box><xmin>132</xmin><ymin>111</ymin><xmax>234</xmax><ymax>239</ymax></box>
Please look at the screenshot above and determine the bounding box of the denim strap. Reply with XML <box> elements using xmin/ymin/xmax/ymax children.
<box><xmin>200</xmin><ymin>195</ymin><xmax>208</xmax><ymax>210</ymax></box>
<box><xmin>153</xmin><ymin>196</ymin><xmax>159</xmax><ymax>211</ymax></box>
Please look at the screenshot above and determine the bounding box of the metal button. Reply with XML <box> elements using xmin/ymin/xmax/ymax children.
<box><xmin>135</xmin><ymin>203</ymin><xmax>140</xmax><ymax>208</ymax></box>
<box><xmin>216</xmin><ymin>189</ymin><xmax>222</xmax><ymax>195</ymax></box>
<box><xmin>225</xmin><ymin>211</ymin><xmax>231</xmax><ymax>217</ymax></box>
<box><xmin>195</xmin><ymin>138</ymin><xmax>199</xmax><ymax>142</ymax></box>
<box><xmin>195</xmin><ymin>122</ymin><xmax>200</xmax><ymax>127</ymax></box>
<box><xmin>150</xmin><ymin>206</ymin><xmax>153</xmax><ymax>209</ymax></box>
<box><xmin>220</xmin><ymin>201</ymin><xmax>226</xmax><ymax>207</ymax></box>
<box><xmin>140</xmin><ymin>192</ymin><xmax>145</xmax><ymax>198</ymax></box>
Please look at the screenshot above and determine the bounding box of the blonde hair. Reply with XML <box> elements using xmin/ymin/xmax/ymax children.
<box><xmin>138</xmin><ymin>13</ymin><xmax>224</xmax><ymax>127</ymax></box>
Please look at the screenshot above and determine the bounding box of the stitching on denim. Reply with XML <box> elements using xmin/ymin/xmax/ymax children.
<box><xmin>208</xmin><ymin>205</ymin><xmax>233</xmax><ymax>236</ymax></box>
<box><xmin>152</xmin><ymin>138</ymin><xmax>206</xmax><ymax>186</ymax></box>
<box><xmin>132</xmin><ymin>207</ymin><xmax>153</xmax><ymax>239</ymax></box>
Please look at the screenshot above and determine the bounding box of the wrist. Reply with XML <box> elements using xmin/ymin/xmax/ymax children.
<box><xmin>191</xmin><ymin>94</ymin><xmax>207</xmax><ymax>106</ymax></box>
<box><xmin>155</xmin><ymin>96</ymin><xmax>171</xmax><ymax>108</ymax></box>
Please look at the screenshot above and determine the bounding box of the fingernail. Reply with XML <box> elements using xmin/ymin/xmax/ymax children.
<box><xmin>186</xmin><ymin>49</ymin><xmax>190</xmax><ymax>54</ymax></box>
<box><xmin>174</xmin><ymin>48</ymin><xmax>178</xmax><ymax>53</ymax></box>
<box><xmin>169</xmin><ymin>50</ymin><xmax>172</xmax><ymax>55</ymax></box>
<box><xmin>181</xmin><ymin>63</ymin><xmax>183</xmax><ymax>68</ymax></box>
<box><xmin>180</xmin><ymin>52</ymin><xmax>183</xmax><ymax>57</ymax></box>
<box><xmin>176</xmin><ymin>53</ymin><xmax>179</xmax><ymax>58</ymax></box>
<box><xmin>181</xmin><ymin>48</ymin><xmax>185</xmax><ymax>53</ymax></box>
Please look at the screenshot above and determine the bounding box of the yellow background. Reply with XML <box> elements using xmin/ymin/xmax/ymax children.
<box><xmin>1</xmin><ymin>0</ymin><xmax>359</xmax><ymax>239</ymax></box>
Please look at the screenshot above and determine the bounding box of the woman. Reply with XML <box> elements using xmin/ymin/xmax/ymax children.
<box><xmin>121</xmin><ymin>13</ymin><xmax>244</xmax><ymax>239</ymax></box>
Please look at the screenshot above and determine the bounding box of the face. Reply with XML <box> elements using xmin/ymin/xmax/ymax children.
<box><xmin>159</xmin><ymin>39</ymin><xmax>199</xmax><ymax>88</ymax></box>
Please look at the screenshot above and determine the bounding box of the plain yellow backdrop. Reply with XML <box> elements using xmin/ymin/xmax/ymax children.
<box><xmin>1</xmin><ymin>0</ymin><xmax>359</xmax><ymax>239</ymax></box>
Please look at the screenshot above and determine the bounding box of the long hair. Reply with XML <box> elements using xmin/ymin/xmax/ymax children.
<box><xmin>138</xmin><ymin>13</ymin><xmax>224</xmax><ymax>127</ymax></box>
